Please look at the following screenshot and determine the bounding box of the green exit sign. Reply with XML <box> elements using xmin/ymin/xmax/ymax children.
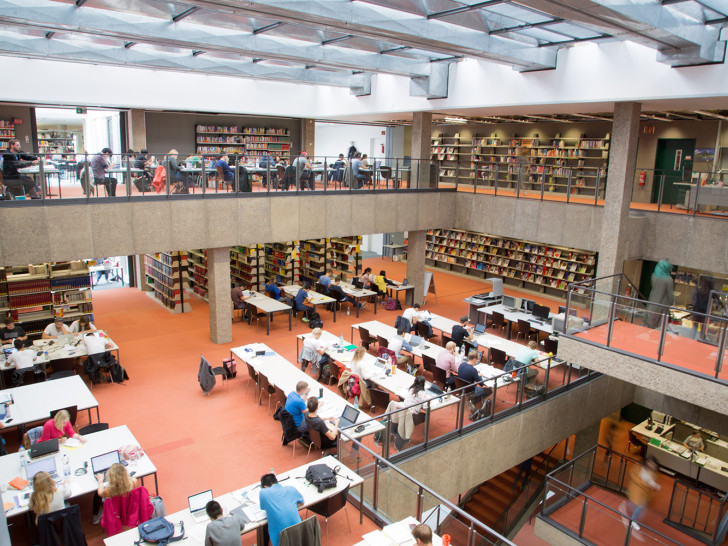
<box><xmin>76</xmin><ymin>107</ymin><xmax>87</xmax><ymax>114</ymax></box>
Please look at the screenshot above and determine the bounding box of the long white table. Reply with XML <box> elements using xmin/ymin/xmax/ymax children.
<box><xmin>18</xmin><ymin>165</ymin><xmax>62</xmax><ymax>198</ymax></box>
<box><xmin>354</xmin><ymin>516</ymin><xmax>444</xmax><ymax>546</ymax></box>
<box><xmin>340</xmin><ymin>281</ymin><xmax>378</xmax><ymax>318</ymax></box>
<box><xmin>241</xmin><ymin>291</ymin><xmax>292</xmax><ymax>335</ymax></box>
<box><xmin>297</xmin><ymin>331</ymin><xmax>458</xmax><ymax>412</ymax></box>
<box><xmin>427</xmin><ymin>313</ymin><xmax>530</xmax><ymax>358</ymax></box>
<box><xmin>104</xmin><ymin>456</ymin><xmax>362</xmax><ymax>546</ymax></box>
<box><xmin>0</xmin><ymin>375</ymin><xmax>99</xmax><ymax>431</ymax></box>
<box><xmin>282</xmin><ymin>284</ymin><xmax>338</xmax><ymax>321</ymax></box>
<box><xmin>352</xmin><ymin>321</ymin><xmax>445</xmax><ymax>365</ymax></box>
<box><xmin>231</xmin><ymin>344</ymin><xmax>383</xmax><ymax>440</ymax></box>
<box><xmin>477</xmin><ymin>303</ymin><xmax>554</xmax><ymax>338</ymax></box>
<box><xmin>1</xmin><ymin>425</ymin><xmax>157</xmax><ymax>518</ymax></box>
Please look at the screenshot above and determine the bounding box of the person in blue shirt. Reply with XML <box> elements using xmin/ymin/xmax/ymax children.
<box><xmin>258</xmin><ymin>473</ymin><xmax>304</xmax><ymax>546</ymax></box>
<box><xmin>259</xmin><ymin>153</ymin><xmax>275</xmax><ymax>188</ymax></box>
<box><xmin>294</xmin><ymin>283</ymin><xmax>315</xmax><ymax>322</ymax></box>
<box><xmin>350</xmin><ymin>152</ymin><xmax>367</xmax><ymax>189</ymax></box>
<box><xmin>285</xmin><ymin>381</ymin><xmax>310</xmax><ymax>434</ymax></box>
<box><xmin>265</xmin><ymin>278</ymin><xmax>282</xmax><ymax>300</ymax></box>
<box><xmin>458</xmin><ymin>350</ymin><xmax>492</xmax><ymax>407</ymax></box>
<box><xmin>215</xmin><ymin>154</ymin><xmax>234</xmax><ymax>185</ymax></box>
<box><xmin>318</xmin><ymin>270</ymin><xmax>332</xmax><ymax>292</ymax></box>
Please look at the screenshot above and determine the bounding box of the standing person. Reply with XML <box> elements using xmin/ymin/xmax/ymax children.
<box><xmin>28</xmin><ymin>471</ymin><xmax>71</xmax><ymax>522</ymax></box>
<box><xmin>166</xmin><ymin>149</ymin><xmax>189</xmax><ymax>193</ymax></box>
<box><xmin>1</xmin><ymin>138</ymin><xmax>40</xmax><ymax>198</ymax></box>
<box><xmin>620</xmin><ymin>457</ymin><xmax>660</xmax><ymax>531</ymax></box>
<box><xmin>646</xmin><ymin>259</ymin><xmax>674</xmax><ymax>328</ymax></box>
<box><xmin>258</xmin><ymin>473</ymin><xmax>304</xmax><ymax>546</ymax></box>
<box><xmin>347</xmin><ymin>143</ymin><xmax>357</xmax><ymax>160</ymax></box>
<box><xmin>90</xmin><ymin>148</ymin><xmax>117</xmax><ymax>196</ymax></box>
<box><xmin>411</xmin><ymin>524</ymin><xmax>433</xmax><ymax>546</ymax></box>
<box><xmin>1</xmin><ymin>316</ymin><xmax>27</xmax><ymax>345</ymax></box>
<box><xmin>513</xmin><ymin>456</ymin><xmax>534</xmax><ymax>492</ymax></box>
<box><xmin>204</xmin><ymin>500</ymin><xmax>245</xmax><ymax>546</ymax></box>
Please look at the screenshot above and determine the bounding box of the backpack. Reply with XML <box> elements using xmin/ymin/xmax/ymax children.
<box><xmin>109</xmin><ymin>362</ymin><xmax>129</xmax><ymax>383</ymax></box>
<box><xmin>318</xmin><ymin>362</ymin><xmax>332</xmax><ymax>384</ymax></box>
<box><xmin>222</xmin><ymin>357</ymin><xmax>237</xmax><ymax>378</ymax></box>
<box><xmin>134</xmin><ymin>517</ymin><xmax>184</xmax><ymax>546</ymax></box>
<box><xmin>308</xmin><ymin>310</ymin><xmax>323</xmax><ymax>329</ymax></box>
<box><xmin>305</xmin><ymin>463</ymin><xmax>337</xmax><ymax>493</ymax></box>
<box><xmin>385</xmin><ymin>298</ymin><xmax>400</xmax><ymax>311</ymax></box>
<box><xmin>347</xmin><ymin>375</ymin><xmax>361</xmax><ymax>398</ymax></box>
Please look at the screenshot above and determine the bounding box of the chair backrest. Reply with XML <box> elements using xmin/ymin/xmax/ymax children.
<box><xmin>490</xmin><ymin>348</ymin><xmax>506</xmax><ymax>368</ymax></box>
<box><xmin>246</xmin><ymin>362</ymin><xmax>258</xmax><ymax>381</ymax></box>
<box><xmin>453</xmin><ymin>376</ymin><xmax>470</xmax><ymax>391</ymax></box>
<box><xmin>541</xmin><ymin>338</ymin><xmax>558</xmax><ymax>355</ymax></box>
<box><xmin>369</xmin><ymin>388</ymin><xmax>390</xmax><ymax>410</ymax></box>
<box><xmin>431</xmin><ymin>365</ymin><xmax>447</xmax><ymax>388</ymax></box>
<box><xmin>415</xmin><ymin>321</ymin><xmax>431</xmax><ymax>339</ymax></box>
<box><xmin>376</xmin><ymin>335</ymin><xmax>389</xmax><ymax>349</ymax></box>
<box><xmin>49</xmin><ymin>370</ymin><xmax>75</xmax><ymax>381</ymax></box>
<box><xmin>79</xmin><ymin>422</ymin><xmax>109</xmax><ymax>435</ymax></box>
<box><xmin>493</xmin><ymin>311</ymin><xmax>505</xmax><ymax>327</ymax></box>
<box><xmin>315</xmin><ymin>282</ymin><xmax>327</xmax><ymax>295</ymax></box>
<box><xmin>518</xmin><ymin>319</ymin><xmax>531</xmax><ymax>335</ymax></box>
<box><xmin>278</xmin><ymin>515</ymin><xmax>321</xmax><ymax>546</ymax></box>
<box><xmin>38</xmin><ymin>504</ymin><xmax>86</xmax><ymax>546</ymax></box>
<box><xmin>358</xmin><ymin>326</ymin><xmax>373</xmax><ymax>345</ymax></box>
<box><xmin>51</xmin><ymin>405</ymin><xmax>78</xmax><ymax>427</ymax></box>
<box><xmin>275</xmin><ymin>385</ymin><xmax>287</xmax><ymax>407</ymax></box>
<box><xmin>308</xmin><ymin>425</ymin><xmax>325</xmax><ymax>451</ymax></box>
<box><xmin>421</xmin><ymin>354</ymin><xmax>436</xmax><ymax>373</ymax></box>
<box><xmin>216</xmin><ymin>165</ymin><xmax>224</xmax><ymax>178</ymax></box>
<box><xmin>441</xmin><ymin>332</ymin><xmax>453</xmax><ymax>347</ymax></box>
<box><xmin>259</xmin><ymin>373</ymin><xmax>273</xmax><ymax>394</ymax></box>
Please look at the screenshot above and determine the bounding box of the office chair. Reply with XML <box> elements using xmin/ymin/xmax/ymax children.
<box><xmin>358</xmin><ymin>327</ymin><xmax>376</xmax><ymax>351</ymax></box>
<box><xmin>258</xmin><ymin>373</ymin><xmax>276</xmax><ymax>415</ymax></box>
<box><xmin>79</xmin><ymin>423</ymin><xmax>109</xmax><ymax>435</ymax></box>
<box><xmin>421</xmin><ymin>354</ymin><xmax>436</xmax><ymax>374</ymax></box>
<box><xmin>307</xmin><ymin>484</ymin><xmax>351</xmax><ymax>546</ymax></box>
<box><xmin>245</xmin><ymin>362</ymin><xmax>259</xmax><ymax>398</ymax></box>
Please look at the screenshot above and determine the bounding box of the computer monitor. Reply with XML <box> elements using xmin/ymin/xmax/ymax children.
<box><xmin>502</xmin><ymin>295</ymin><xmax>516</xmax><ymax>308</ymax></box>
<box><xmin>532</xmin><ymin>304</ymin><xmax>550</xmax><ymax>321</ymax></box>
<box><xmin>522</xmin><ymin>299</ymin><xmax>535</xmax><ymax>313</ymax></box>
<box><xmin>558</xmin><ymin>306</ymin><xmax>567</xmax><ymax>315</ymax></box>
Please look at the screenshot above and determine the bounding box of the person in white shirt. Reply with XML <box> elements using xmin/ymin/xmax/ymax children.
<box><xmin>82</xmin><ymin>332</ymin><xmax>113</xmax><ymax>356</ymax></box>
<box><xmin>300</xmin><ymin>328</ymin><xmax>329</xmax><ymax>374</ymax></box>
<box><xmin>69</xmin><ymin>316</ymin><xmax>96</xmax><ymax>334</ymax></box>
<box><xmin>42</xmin><ymin>317</ymin><xmax>72</xmax><ymax>339</ymax></box>
<box><xmin>347</xmin><ymin>347</ymin><xmax>376</xmax><ymax>388</ymax></box>
<box><xmin>6</xmin><ymin>338</ymin><xmax>37</xmax><ymax>370</ymax></box>
<box><xmin>402</xmin><ymin>304</ymin><xmax>421</xmax><ymax>325</ymax></box>
<box><xmin>403</xmin><ymin>376</ymin><xmax>428</xmax><ymax>415</ymax></box>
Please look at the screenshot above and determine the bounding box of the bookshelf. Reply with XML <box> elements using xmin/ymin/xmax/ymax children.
<box><xmin>143</xmin><ymin>252</ymin><xmax>191</xmax><ymax>313</ymax></box>
<box><xmin>263</xmin><ymin>242</ymin><xmax>299</xmax><ymax>285</ymax></box>
<box><xmin>230</xmin><ymin>245</ymin><xmax>264</xmax><ymax>291</ymax></box>
<box><xmin>425</xmin><ymin>229</ymin><xmax>597</xmax><ymax>296</ymax></box>
<box><xmin>1</xmin><ymin>261</ymin><xmax>94</xmax><ymax>338</ymax></box>
<box><xmin>299</xmin><ymin>239</ymin><xmax>327</xmax><ymax>286</ymax></box>
<box><xmin>0</xmin><ymin>121</ymin><xmax>15</xmax><ymax>145</ymax></box>
<box><xmin>328</xmin><ymin>236</ymin><xmax>362</xmax><ymax>280</ymax></box>
<box><xmin>185</xmin><ymin>249</ymin><xmax>208</xmax><ymax>302</ymax></box>
<box><xmin>431</xmin><ymin>133</ymin><xmax>470</xmax><ymax>184</ymax></box>
<box><xmin>195</xmin><ymin>124</ymin><xmax>291</xmax><ymax>158</ymax></box>
<box><xmin>37</xmin><ymin>129</ymin><xmax>76</xmax><ymax>154</ymax></box>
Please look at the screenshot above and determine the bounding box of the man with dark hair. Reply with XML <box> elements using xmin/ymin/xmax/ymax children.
<box><xmin>458</xmin><ymin>350</ymin><xmax>493</xmax><ymax>415</ymax></box>
<box><xmin>305</xmin><ymin>396</ymin><xmax>338</xmax><ymax>449</ymax></box>
<box><xmin>411</xmin><ymin>523</ymin><xmax>433</xmax><ymax>545</ymax></box>
<box><xmin>259</xmin><ymin>473</ymin><xmax>304</xmax><ymax>546</ymax></box>
<box><xmin>388</xmin><ymin>326</ymin><xmax>417</xmax><ymax>374</ymax></box>
<box><xmin>1</xmin><ymin>138</ymin><xmax>40</xmax><ymax>198</ymax></box>
<box><xmin>204</xmin><ymin>500</ymin><xmax>245</xmax><ymax>546</ymax></box>
<box><xmin>1</xmin><ymin>316</ymin><xmax>27</xmax><ymax>345</ymax></box>
<box><xmin>294</xmin><ymin>283</ymin><xmax>315</xmax><ymax>322</ymax></box>
<box><xmin>328</xmin><ymin>276</ymin><xmax>365</xmax><ymax>310</ymax></box>
<box><xmin>451</xmin><ymin>316</ymin><xmax>474</xmax><ymax>347</ymax></box>
<box><xmin>90</xmin><ymin>147</ymin><xmax>117</xmax><ymax>196</ymax></box>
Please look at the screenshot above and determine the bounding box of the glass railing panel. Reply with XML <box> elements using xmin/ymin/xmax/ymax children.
<box><xmin>579</xmin><ymin>498</ymin><xmax>630</xmax><ymax>545</ymax></box>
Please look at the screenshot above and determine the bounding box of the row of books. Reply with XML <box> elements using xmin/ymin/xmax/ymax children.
<box><xmin>153</xmin><ymin>279</ymin><xmax>179</xmax><ymax>300</ymax></box>
<box><xmin>52</xmin><ymin>291</ymin><xmax>89</xmax><ymax>305</ymax></box>
<box><xmin>144</xmin><ymin>266</ymin><xmax>177</xmax><ymax>289</ymax></box>
<box><xmin>144</xmin><ymin>258</ymin><xmax>176</xmax><ymax>279</ymax></box>
<box><xmin>153</xmin><ymin>290</ymin><xmax>180</xmax><ymax>310</ymax></box>
<box><xmin>7</xmin><ymin>279</ymin><xmax>51</xmax><ymax>295</ymax></box>
<box><xmin>50</xmin><ymin>276</ymin><xmax>91</xmax><ymax>291</ymax></box>
<box><xmin>9</xmin><ymin>293</ymin><xmax>52</xmax><ymax>308</ymax></box>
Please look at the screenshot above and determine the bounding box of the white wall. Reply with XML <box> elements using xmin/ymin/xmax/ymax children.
<box><xmin>314</xmin><ymin>122</ymin><xmax>387</xmax><ymax>161</ymax></box>
<box><xmin>362</xmin><ymin>233</ymin><xmax>384</xmax><ymax>255</ymax></box>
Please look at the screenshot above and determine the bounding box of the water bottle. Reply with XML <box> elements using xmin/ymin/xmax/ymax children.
<box><xmin>62</xmin><ymin>453</ymin><xmax>71</xmax><ymax>478</ymax></box>
<box><xmin>354</xmin><ymin>396</ymin><xmax>359</xmax><ymax>409</ymax></box>
<box><xmin>339</xmin><ymin>332</ymin><xmax>344</xmax><ymax>348</ymax></box>
<box><xmin>19</xmin><ymin>450</ymin><xmax>29</xmax><ymax>480</ymax></box>
<box><xmin>346</xmin><ymin>306</ymin><xmax>350</xmax><ymax>316</ymax></box>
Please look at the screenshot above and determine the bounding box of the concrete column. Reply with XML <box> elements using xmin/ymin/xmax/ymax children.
<box><xmin>596</xmin><ymin>102</ymin><xmax>641</xmax><ymax>283</ymax></box>
<box><xmin>300</xmin><ymin>118</ymin><xmax>315</xmax><ymax>159</ymax></box>
<box><xmin>129</xmin><ymin>109</ymin><xmax>147</xmax><ymax>152</ymax></box>
<box><xmin>570</xmin><ymin>421</ymin><xmax>601</xmax><ymax>459</ymax></box>
<box><xmin>411</xmin><ymin>112</ymin><xmax>432</xmax><ymax>188</ymax></box>
<box><xmin>406</xmin><ymin>230</ymin><xmax>427</xmax><ymax>305</ymax></box>
<box><xmin>207</xmin><ymin>247</ymin><xmax>232</xmax><ymax>344</ymax></box>
<box><xmin>135</xmin><ymin>255</ymin><xmax>149</xmax><ymax>291</ymax></box>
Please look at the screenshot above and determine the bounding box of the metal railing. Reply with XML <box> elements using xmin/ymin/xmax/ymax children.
<box><xmin>338</xmin><ymin>350</ymin><xmax>595</xmax><ymax>462</ymax></box>
<box><xmin>630</xmin><ymin>167</ymin><xmax>728</xmax><ymax>217</ymax></box>
<box><xmin>540</xmin><ymin>444</ymin><xmax>684</xmax><ymax>545</ymax></box>
<box><xmin>337</xmin><ymin>426</ymin><xmax>516</xmax><ymax>546</ymax></box>
<box><xmin>563</xmin><ymin>273</ymin><xmax>728</xmax><ymax>383</ymax></box>
<box><xmin>666</xmin><ymin>478</ymin><xmax>728</xmax><ymax>545</ymax></box>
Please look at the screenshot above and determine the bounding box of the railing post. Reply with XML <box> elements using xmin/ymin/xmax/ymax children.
<box><xmin>323</xmin><ymin>157</ymin><xmax>328</xmax><ymax>192</ymax></box>
<box><xmin>606</xmin><ymin>296</ymin><xmax>616</xmax><ymax>348</ymax></box>
<box><xmin>693</xmin><ymin>178</ymin><xmax>701</xmax><ymax>216</ymax></box>
<box><xmin>383</xmin><ymin>414</ymin><xmax>391</xmax><ymax>459</ymax></box>
<box><xmin>39</xmin><ymin>159</ymin><xmax>47</xmax><ymax>200</ymax></box>
<box><xmin>423</xmin><ymin>400</ymin><xmax>431</xmax><ymax>448</ymax></box>
<box><xmin>372</xmin><ymin>461</ymin><xmax>379</xmax><ymax>511</ymax></box>
<box><xmin>578</xmin><ymin>497</ymin><xmax>588</xmax><ymax>538</ymax></box>
<box><xmin>714</xmin><ymin>322</ymin><xmax>727</xmax><ymax>379</ymax></box>
<box><xmin>201</xmin><ymin>158</ymin><xmax>207</xmax><ymax>195</ymax></box>
<box><xmin>594</xmin><ymin>168</ymin><xmax>601</xmax><ymax>205</ymax></box>
<box><xmin>494</xmin><ymin>164</ymin><xmax>499</xmax><ymax>196</ymax></box>
<box><xmin>657</xmin><ymin>311</ymin><xmax>668</xmax><ymax>362</ymax></box>
<box><xmin>416</xmin><ymin>485</ymin><xmax>424</xmax><ymax>521</ymax></box>
<box><xmin>540</xmin><ymin>172</ymin><xmax>545</xmax><ymax>201</ymax></box>
<box><xmin>657</xmin><ymin>173</ymin><xmax>665</xmax><ymax>212</ymax></box>
<box><xmin>84</xmin><ymin>153</ymin><xmax>91</xmax><ymax>201</ymax></box>
<box><xmin>164</xmin><ymin>158</ymin><xmax>170</xmax><ymax>197</ymax></box>
<box><xmin>516</xmin><ymin>164</ymin><xmax>522</xmax><ymax>198</ymax></box>
<box><xmin>566</xmin><ymin>168</ymin><xmax>572</xmax><ymax>204</ymax></box>
<box><xmin>126</xmin><ymin>155</ymin><xmax>132</xmax><ymax>198</ymax></box>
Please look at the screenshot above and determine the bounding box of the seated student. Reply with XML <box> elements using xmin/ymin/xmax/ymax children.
<box><xmin>411</xmin><ymin>523</ymin><xmax>433</xmax><ymax>546</ymax></box>
<box><xmin>29</xmin><ymin>471</ymin><xmax>71</xmax><ymax>523</ymax></box>
<box><xmin>683</xmin><ymin>430</ymin><xmax>705</xmax><ymax>453</ymax></box>
<box><xmin>231</xmin><ymin>283</ymin><xmax>251</xmax><ymax>319</ymax></box>
<box><xmin>510</xmin><ymin>340</ymin><xmax>539</xmax><ymax>382</ymax></box>
<box><xmin>300</xmin><ymin>328</ymin><xmax>329</xmax><ymax>374</ymax></box>
<box><xmin>388</xmin><ymin>326</ymin><xmax>418</xmax><ymax>374</ymax></box>
<box><xmin>347</xmin><ymin>347</ymin><xmax>376</xmax><ymax>389</ymax></box>
<box><xmin>82</xmin><ymin>332</ymin><xmax>113</xmax><ymax>356</ymax></box>
<box><xmin>258</xmin><ymin>153</ymin><xmax>275</xmax><ymax>187</ymax></box>
<box><xmin>328</xmin><ymin>276</ymin><xmax>365</xmax><ymax>310</ymax></box>
<box><xmin>317</xmin><ymin>270</ymin><xmax>333</xmax><ymax>292</ymax></box>
<box><xmin>374</xmin><ymin>270</ymin><xmax>395</xmax><ymax>300</ymax></box>
<box><xmin>264</xmin><ymin>278</ymin><xmax>283</xmax><ymax>301</ymax></box>
<box><xmin>304</xmin><ymin>396</ymin><xmax>338</xmax><ymax>449</ymax></box>
<box><xmin>458</xmin><ymin>350</ymin><xmax>492</xmax><ymax>406</ymax></box>
<box><xmin>215</xmin><ymin>154</ymin><xmax>235</xmax><ymax>186</ymax></box>
<box><xmin>359</xmin><ymin>267</ymin><xmax>375</xmax><ymax>289</ymax></box>
<box><xmin>294</xmin><ymin>283</ymin><xmax>315</xmax><ymax>322</ymax></box>
<box><xmin>1</xmin><ymin>316</ymin><xmax>27</xmax><ymax>345</ymax></box>
<box><xmin>451</xmin><ymin>316</ymin><xmax>474</xmax><ymax>347</ymax></box>
<box><xmin>69</xmin><ymin>315</ymin><xmax>97</xmax><ymax>334</ymax></box>
<box><xmin>291</xmin><ymin>151</ymin><xmax>314</xmax><ymax>189</ymax></box>
<box><xmin>403</xmin><ymin>376</ymin><xmax>428</xmax><ymax>415</ymax></box>
<box><xmin>39</xmin><ymin>409</ymin><xmax>85</xmax><ymax>444</ymax></box>
<box><xmin>285</xmin><ymin>381</ymin><xmax>310</xmax><ymax>434</ymax></box>
<box><xmin>258</xmin><ymin>473</ymin><xmax>304</xmax><ymax>546</ymax></box>
<box><xmin>436</xmin><ymin>341</ymin><xmax>458</xmax><ymax>389</ymax></box>
<box><xmin>330</xmin><ymin>154</ymin><xmax>346</xmax><ymax>182</ymax></box>
<box><xmin>166</xmin><ymin>149</ymin><xmax>189</xmax><ymax>194</ymax></box>
<box><xmin>6</xmin><ymin>338</ymin><xmax>37</xmax><ymax>371</ymax></box>
<box><xmin>95</xmin><ymin>462</ymin><xmax>151</xmax><ymax>526</ymax></box>
<box><xmin>402</xmin><ymin>303</ymin><xmax>421</xmax><ymax>324</ymax></box>
<box><xmin>42</xmin><ymin>316</ymin><xmax>72</xmax><ymax>339</ymax></box>
<box><xmin>2</xmin><ymin>138</ymin><xmax>41</xmax><ymax>198</ymax></box>
<box><xmin>350</xmin><ymin>152</ymin><xmax>368</xmax><ymax>188</ymax></box>
<box><xmin>204</xmin><ymin>500</ymin><xmax>245</xmax><ymax>546</ymax></box>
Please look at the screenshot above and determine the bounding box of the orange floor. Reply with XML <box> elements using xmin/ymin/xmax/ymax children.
<box><xmin>5</xmin><ymin>257</ymin><xmax>567</xmax><ymax>544</ymax></box>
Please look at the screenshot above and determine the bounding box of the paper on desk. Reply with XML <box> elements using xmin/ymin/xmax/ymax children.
<box><xmin>188</xmin><ymin>523</ymin><xmax>208</xmax><ymax>542</ymax></box>
<box><xmin>242</xmin><ymin>505</ymin><xmax>266</xmax><ymax>522</ymax></box>
<box><xmin>62</xmin><ymin>438</ymin><xmax>82</xmax><ymax>448</ymax></box>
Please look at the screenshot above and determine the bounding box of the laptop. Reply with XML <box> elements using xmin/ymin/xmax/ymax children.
<box><xmin>473</xmin><ymin>323</ymin><xmax>486</xmax><ymax>335</ymax></box>
<box><xmin>188</xmin><ymin>490</ymin><xmax>214</xmax><ymax>523</ymax></box>
<box><xmin>427</xmin><ymin>383</ymin><xmax>444</xmax><ymax>396</ymax></box>
<box><xmin>352</xmin><ymin>279</ymin><xmax>364</xmax><ymax>289</ymax></box>
<box><xmin>407</xmin><ymin>334</ymin><xmax>423</xmax><ymax>347</ymax></box>
<box><xmin>375</xmin><ymin>358</ymin><xmax>387</xmax><ymax>369</ymax></box>
<box><xmin>26</xmin><ymin>457</ymin><xmax>60</xmax><ymax>481</ymax></box>
<box><xmin>91</xmin><ymin>450</ymin><xmax>121</xmax><ymax>477</ymax></box>
<box><xmin>57</xmin><ymin>334</ymin><xmax>75</xmax><ymax>344</ymax></box>
<box><xmin>338</xmin><ymin>405</ymin><xmax>360</xmax><ymax>429</ymax></box>
<box><xmin>30</xmin><ymin>439</ymin><xmax>59</xmax><ymax>459</ymax></box>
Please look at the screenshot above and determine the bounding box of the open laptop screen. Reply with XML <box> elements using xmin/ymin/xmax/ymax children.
<box><xmin>188</xmin><ymin>490</ymin><xmax>213</xmax><ymax>513</ymax></box>
<box><xmin>26</xmin><ymin>457</ymin><xmax>58</xmax><ymax>481</ymax></box>
<box><xmin>91</xmin><ymin>450</ymin><xmax>120</xmax><ymax>475</ymax></box>
<box><xmin>341</xmin><ymin>405</ymin><xmax>360</xmax><ymax>423</ymax></box>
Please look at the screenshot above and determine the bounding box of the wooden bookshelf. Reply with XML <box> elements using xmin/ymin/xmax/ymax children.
<box><xmin>144</xmin><ymin>252</ymin><xmax>191</xmax><ymax>313</ymax></box>
<box><xmin>0</xmin><ymin>121</ymin><xmax>15</xmax><ymax>144</ymax></box>
<box><xmin>230</xmin><ymin>245</ymin><xmax>264</xmax><ymax>291</ymax></box>
<box><xmin>299</xmin><ymin>239</ymin><xmax>327</xmax><ymax>286</ymax></box>
<box><xmin>195</xmin><ymin>124</ymin><xmax>291</xmax><ymax>159</ymax></box>
<box><xmin>37</xmin><ymin>129</ymin><xmax>76</xmax><ymax>154</ymax></box>
<box><xmin>264</xmin><ymin>242</ymin><xmax>299</xmax><ymax>285</ymax></box>
<box><xmin>425</xmin><ymin>229</ymin><xmax>597</xmax><ymax>296</ymax></box>
<box><xmin>328</xmin><ymin>236</ymin><xmax>362</xmax><ymax>280</ymax></box>
<box><xmin>185</xmin><ymin>249</ymin><xmax>208</xmax><ymax>302</ymax></box>
<box><xmin>49</xmin><ymin>261</ymin><xmax>92</xmax><ymax>321</ymax></box>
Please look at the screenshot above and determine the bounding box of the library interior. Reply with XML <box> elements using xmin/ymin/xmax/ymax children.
<box><xmin>0</xmin><ymin>1</ymin><xmax>728</xmax><ymax>545</ymax></box>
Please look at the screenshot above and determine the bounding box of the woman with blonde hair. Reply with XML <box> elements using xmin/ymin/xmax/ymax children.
<box><xmin>29</xmin><ymin>471</ymin><xmax>70</xmax><ymax>522</ymax></box>
<box><xmin>348</xmin><ymin>346</ymin><xmax>376</xmax><ymax>389</ymax></box>
<box><xmin>38</xmin><ymin>409</ymin><xmax>85</xmax><ymax>444</ymax></box>
<box><xmin>93</xmin><ymin>462</ymin><xmax>139</xmax><ymax>524</ymax></box>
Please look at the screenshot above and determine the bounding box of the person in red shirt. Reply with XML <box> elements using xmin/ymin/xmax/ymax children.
<box><xmin>39</xmin><ymin>409</ymin><xmax>86</xmax><ymax>444</ymax></box>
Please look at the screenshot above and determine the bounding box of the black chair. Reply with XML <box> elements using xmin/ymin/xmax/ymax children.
<box><xmin>415</xmin><ymin>321</ymin><xmax>433</xmax><ymax>340</ymax></box>
<box><xmin>49</xmin><ymin>358</ymin><xmax>76</xmax><ymax>375</ymax></box>
<box><xmin>453</xmin><ymin>376</ymin><xmax>470</xmax><ymax>392</ymax></box>
<box><xmin>307</xmin><ymin>484</ymin><xmax>350</xmax><ymax>546</ymax></box>
<box><xmin>49</xmin><ymin>370</ymin><xmax>75</xmax><ymax>381</ymax></box>
<box><xmin>279</xmin><ymin>515</ymin><xmax>321</xmax><ymax>546</ymax></box>
<box><xmin>517</xmin><ymin>319</ymin><xmax>538</xmax><ymax>342</ymax></box>
<box><xmin>376</xmin><ymin>335</ymin><xmax>389</xmax><ymax>349</ymax></box>
<box><xmin>421</xmin><ymin>354</ymin><xmax>436</xmax><ymax>374</ymax></box>
<box><xmin>431</xmin><ymin>366</ymin><xmax>448</xmax><ymax>390</ymax></box>
<box><xmin>492</xmin><ymin>312</ymin><xmax>507</xmax><ymax>335</ymax></box>
<box><xmin>490</xmin><ymin>348</ymin><xmax>506</xmax><ymax>368</ymax></box>
<box><xmin>541</xmin><ymin>338</ymin><xmax>558</xmax><ymax>355</ymax></box>
<box><xmin>306</xmin><ymin>426</ymin><xmax>336</xmax><ymax>461</ymax></box>
<box><xmin>50</xmin><ymin>405</ymin><xmax>78</xmax><ymax>428</ymax></box>
<box><xmin>369</xmin><ymin>388</ymin><xmax>390</xmax><ymax>413</ymax></box>
<box><xmin>259</xmin><ymin>374</ymin><xmax>276</xmax><ymax>415</ymax></box>
<box><xmin>212</xmin><ymin>366</ymin><xmax>229</xmax><ymax>391</ymax></box>
<box><xmin>245</xmin><ymin>362</ymin><xmax>259</xmax><ymax>397</ymax></box>
<box><xmin>358</xmin><ymin>327</ymin><xmax>376</xmax><ymax>351</ymax></box>
<box><xmin>13</xmin><ymin>365</ymin><xmax>46</xmax><ymax>387</ymax></box>
<box><xmin>79</xmin><ymin>422</ymin><xmax>109</xmax><ymax>435</ymax></box>
<box><xmin>277</xmin><ymin>408</ymin><xmax>303</xmax><ymax>459</ymax></box>
<box><xmin>37</xmin><ymin>504</ymin><xmax>86</xmax><ymax>546</ymax></box>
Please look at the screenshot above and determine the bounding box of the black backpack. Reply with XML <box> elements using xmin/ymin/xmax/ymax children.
<box><xmin>305</xmin><ymin>463</ymin><xmax>337</xmax><ymax>493</ymax></box>
<box><xmin>134</xmin><ymin>517</ymin><xmax>184</xmax><ymax>546</ymax></box>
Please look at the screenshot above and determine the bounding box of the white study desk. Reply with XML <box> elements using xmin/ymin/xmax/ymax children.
<box><xmin>1</xmin><ymin>425</ymin><xmax>157</xmax><ymax>518</ymax></box>
<box><xmin>351</xmin><ymin>321</ymin><xmax>445</xmax><ymax>364</ymax></box>
<box><xmin>388</xmin><ymin>281</ymin><xmax>415</xmax><ymax>308</ymax></box>
<box><xmin>104</xmin><ymin>456</ymin><xmax>362</xmax><ymax>546</ymax></box>
<box><xmin>18</xmin><ymin>165</ymin><xmax>62</xmax><ymax>198</ymax></box>
<box><xmin>241</xmin><ymin>291</ymin><xmax>292</xmax><ymax>335</ymax></box>
<box><xmin>282</xmin><ymin>284</ymin><xmax>338</xmax><ymax>321</ymax></box>
<box><xmin>427</xmin><ymin>313</ymin><xmax>529</xmax><ymax>359</ymax></box>
<box><xmin>354</xmin><ymin>516</ymin><xmax>444</xmax><ymax>546</ymax></box>
<box><xmin>231</xmin><ymin>344</ymin><xmax>383</xmax><ymax>440</ymax></box>
<box><xmin>0</xmin><ymin>375</ymin><xmax>100</xmax><ymax>430</ymax></box>
<box><xmin>340</xmin><ymin>281</ymin><xmax>378</xmax><ymax>318</ymax></box>
<box><xmin>477</xmin><ymin>303</ymin><xmax>554</xmax><ymax>338</ymax></box>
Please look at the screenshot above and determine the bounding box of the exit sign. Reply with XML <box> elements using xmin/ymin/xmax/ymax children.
<box><xmin>76</xmin><ymin>107</ymin><xmax>87</xmax><ymax>114</ymax></box>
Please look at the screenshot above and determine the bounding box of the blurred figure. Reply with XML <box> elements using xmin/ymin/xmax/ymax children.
<box><xmin>646</xmin><ymin>259</ymin><xmax>674</xmax><ymax>328</ymax></box>
<box><xmin>620</xmin><ymin>456</ymin><xmax>660</xmax><ymax>532</ymax></box>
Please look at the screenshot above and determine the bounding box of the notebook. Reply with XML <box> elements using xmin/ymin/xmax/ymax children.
<box><xmin>338</xmin><ymin>405</ymin><xmax>360</xmax><ymax>429</ymax></box>
<box><xmin>188</xmin><ymin>490</ymin><xmax>214</xmax><ymax>523</ymax></box>
<box><xmin>91</xmin><ymin>450</ymin><xmax>120</xmax><ymax>476</ymax></box>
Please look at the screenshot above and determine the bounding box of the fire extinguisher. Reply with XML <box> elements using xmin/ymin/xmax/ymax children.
<box><xmin>639</xmin><ymin>170</ymin><xmax>646</xmax><ymax>186</ymax></box>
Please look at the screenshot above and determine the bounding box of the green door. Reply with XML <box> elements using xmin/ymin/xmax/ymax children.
<box><xmin>652</xmin><ymin>138</ymin><xmax>695</xmax><ymax>206</ymax></box>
